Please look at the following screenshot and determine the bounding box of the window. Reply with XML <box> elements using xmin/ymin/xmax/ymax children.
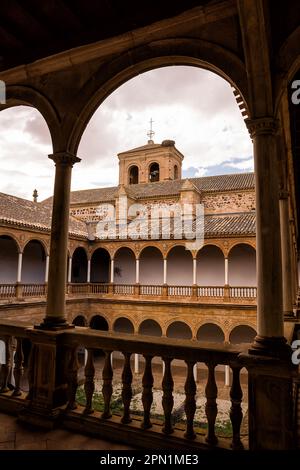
<box><xmin>149</xmin><ymin>162</ymin><xmax>159</xmax><ymax>182</ymax></box>
<box><xmin>128</xmin><ymin>165</ymin><xmax>139</xmax><ymax>184</ymax></box>
<box><xmin>174</xmin><ymin>164</ymin><xmax>178</xmax><ymax>179</ymax></box>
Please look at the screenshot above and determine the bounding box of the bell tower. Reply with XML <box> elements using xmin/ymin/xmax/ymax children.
<box><xmin>118</xmin><ymin>124</ymin><xmax>184</xmax><ymax>186</ymax></box>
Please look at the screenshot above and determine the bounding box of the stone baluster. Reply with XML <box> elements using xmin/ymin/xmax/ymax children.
<box><xmin>141</xmin><ymin>355</ymin><xmax>153</xmax><ymax>429</ymax></box>
<box><xmin>162</xmin><ymin>357</ymin><xmax>174</xmax><ymax>435</ymax></box>
<box><xmin>26</xmin><ymin>344</ymin><xmax>35</xmax><ymax>401</ymax></box>
<box><xmin>229</xmin><ymin>364</ymin><xmax>244</xmax><ymax>450</ymax></box>
<box><xmin>84</xmin><ymin>349</ymin><xmax>95</xmax><ymax>415</ymax></box>
<box><xmin>205</xmin><ymin>362</ymin><xmax>218</xmax><ymax>445</ymax></box>
<box><xmin>121</xmin><ymin>352</ymin><xmax>133</xmax><ymax>424</ymax></box>
<box><xmin>184</xmin><ymin>360</ymin><xmax>197</xmax><ymax>440</ymax></box>
<box><xmin>102</xmin><ymin>350</ymin><xmax>113</xmax><ymax>419</ymax></box>
<box><xmin>0</xmin><ymin>336</ymin><xmax>13</xmax><ymax>393</ymax></box>
<box><xmin>12</xmin><ymin>337</ymin><xmax>24</xmax><ymax>397</ymax></box>
<box><xmin>66</xmin><ymin>347</ymin><xmax>79</xmax><ymax>410</ymax></box>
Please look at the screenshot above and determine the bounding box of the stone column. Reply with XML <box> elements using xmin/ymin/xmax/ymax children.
<box><xmin>246</xmin><ymin>118</ymin><xmax>287</xmax><ymax>356</ymax></box>
<box><xmin>163</xmin><ymin>258</ymin><xmax>167</xmax><ymax>284</ymax></box>
<box><xmin>110</xmin><ymin>258</ymin><xmax>114</xmax><ymax>283</ymax></box>
<box><xmin>225</xmin><ymin>365</ymin><xmax>230</xmax><ymax>386</ymax></box>
<box><xmin>67</xmin><ymin>256</ymin><xmax>72</xmax><ymax>283</ymax></box>
<box><xmin>17</xmin><ymin>252</ymin><xmax>23</xmax><ymax>283</ymax></box>
<box><xmin>134</xmin><ymin>353</ymin><xmax>139</xmax><ymax>374</ymax></box>
<box><xmin>87</xmin><ymin>258</ymin><xmax>91</xmax><ymax>283</ymax></box>
<box><xmin>40</xmin><ymin>152</ymin><xmax>81</xmax><ymax>329</ymax></box>
<box><xmin>192</xmin><ymin>258</ymin><xmax>197</xmax><ymax>285</ymax></box>
<box><xmin>224</xmin><ymin>257</ymin><xmax>229</xmax><ymax>285</ymax></box>
<box><xmin>45</xmin><ymin>255</ymin><xmax>49</xmax><ymax>283</ymax></box>
<box><xmin>135</xmin><ymin>258</ymin><xmax>140</xmax><ymax>284</ymax></box>
<box><xmin>279</xmin><ymin>191</ymin><xmax>294</xmax><ymax>318</ymax></box>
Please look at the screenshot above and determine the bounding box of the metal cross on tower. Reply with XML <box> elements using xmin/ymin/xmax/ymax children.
<box><xmin>147</xmin><ymin>118</ymin><xmax>155</xmax><ymax>142</ymax></box>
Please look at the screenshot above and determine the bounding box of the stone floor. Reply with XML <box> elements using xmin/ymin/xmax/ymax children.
<box><xmin>0</xmin><ymin>412</ymin><xmax>133</xmax><ymax>450</ymax></box>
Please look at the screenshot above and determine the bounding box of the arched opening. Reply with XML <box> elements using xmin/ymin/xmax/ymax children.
<box><xmin>139</xmin><ymin>246</ymin><xmax>163</xmax><ymax>284</ymax></box>
<box><xmin>22</xmin><ymin>240</ymin><xmax>46</xmax><ymax>283</ymax></box>
<box><xmin>114</xmin><ymin>247</ymin><xmax>135</xmax><ymax>284</ymax></box>
<box><xmin>196</xmin><ymin>323</ymin><xmax>225</xmax><ymax>343</ymax></box>
<box><xmin>167</xmin><ymin>246</ymin><xmax>193</xmax><ymax>285</ymax></box>
<box><xmin>113</xmin><ymin>317</ymin><xmax>134</xmax><ymax>334</ymax></box>
<box><xmin>90</xmin><ymin>315</ymin><xmax>109</xmax><ymax>331</ymax></box>
<box><xmin>90</xmin><ymin>248</ymin><xmax>110</xmax><ymax>283</ymax></box>
<box><xmin>149</xmin><ymin>162</ymin><xmax>159</xmax><ymax>182</ymax></box>
<box><xmin>229</xmin><ymin>325</ymin><xmax>256</xmax><ymax>344</ymax></box>
<box><xmin>228</xmin><ymin>244</ymin><xmax>256</xmax><ymax>286</ymax></box>
<box><xmin>0</xmin><ymin>235</ymin><xmax>19</xmax><ymax>283</ymax></box>
<box><xmin>138</xmin><ymin>319</ymin><xmax>162</xmax><ymax>336</ymax></box>
<box><xmin>128</xmin><ymin>165</ymin><xmax>139</xmax><ymax>185</ymax></box>
<box><xmin>196</xmin><ymin>245</ymin><xmax>224</xmax><ymax>286</ymax></box>
<box><xmin>71</xmin><ymin>247</ymin><xmax>88</xmax><ymax>283</ymax></box>
<box><xmin>174</xmin><ymin>164</ymin><xmax>178</xmax><ymax>180</ymax></box>
<box><xmin>72</xmin><ymin>315</ymin><xmax>87</xmax><ymax>327</ymax></box>
<box><xmin>166</xmin><ymin>321</ymin><xmax>192</xmax><ymax>339</ymax></box>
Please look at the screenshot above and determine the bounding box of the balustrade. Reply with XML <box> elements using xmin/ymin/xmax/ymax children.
<box><xmin>0</xmin><ymin>319</ymin><xmax>252</xmax><ymax>451</ymax></box>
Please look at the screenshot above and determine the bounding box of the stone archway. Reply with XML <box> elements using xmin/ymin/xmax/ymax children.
<box><xmin>166</xmin><ymin>321</ymin><xmax>192</xmax><ymax>339</ymax></box>
<box><xmin>228</xmin><ymin>244</ymin><xmax>256</xmax><ymax>286</ymax></box>
<box><xmin>196</xmin><ymin>323</ymin><xmax>225</xmax><ymax>343</ymax></box>
<box><xmin>0</xmin><ymin>235</ymin><xmax>19</xmax><ymax>283</ymax></box>
<box><xmin>22</xmin><ymin>240</ymin><xmax>46</xmax><ymax>283</ymax></box>
<box><xmin>90</xmin><ymin>248</ymin><xmax>110</xmax><ymax>283</ymax></box>
<box><xmin>71</xmin><ymin>247</ymin><xmax>88</xmax><ymax>283</ymax></box>
<box><xmin>138</xmin><ymin>319</ymin><xmax>162</xmax><ymax>336</ymax></box>
<box><xmin>229</xmin><ymin>325</ymin><xmax>256</xmax><ymax>344</ymax></box>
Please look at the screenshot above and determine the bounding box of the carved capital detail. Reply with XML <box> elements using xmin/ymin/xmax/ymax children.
<box><xmin>49</xmin><ymin>152</ymin><xmax>81</xmax><ymax>167</ymax></box>
<box><xmin>245</xmin><ymin>117</ymin><xmax>278</xmax><ymax>138</ymax></box>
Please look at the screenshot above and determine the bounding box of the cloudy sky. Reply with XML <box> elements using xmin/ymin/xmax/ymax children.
<box><xmin>0</xmin><ymin>66</ymin><xmax>253</xmax><ymax>201</ymax></box>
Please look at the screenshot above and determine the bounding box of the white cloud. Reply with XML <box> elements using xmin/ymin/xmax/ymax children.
<box><xmin>0</xmin><ymin>66</ymin><xmax>253</xmax><ymax>201</ymax></box>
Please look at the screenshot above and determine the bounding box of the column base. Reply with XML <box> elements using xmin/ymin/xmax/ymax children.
<box><xmin>248</xmin><ymin>335</ymin><xmax>291</xmax><ymax>359</ymax></box>
<box><xmin>35</xmin><ymin>317</ymin><xmax>74</xmax><ymax>331</ymax></box>
<box><xmin>18</xmin><ymin>404</ymin><xmax>63</xmax><ymax>430</ymax></box>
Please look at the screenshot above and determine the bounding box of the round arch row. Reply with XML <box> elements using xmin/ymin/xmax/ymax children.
<box><xmin>72</xmin><ymin>314</ymin><xmax>257</xmax><ymax>345</ymax></box>
<box><xmin>70</xmin><ymin>243</ymin><xmax>256</xmax><ymax>286</ymax></box>
<box><xmin>0</xmin><ymin>235</ymin><xmax>49</xmax><ymax>283</ymax></box>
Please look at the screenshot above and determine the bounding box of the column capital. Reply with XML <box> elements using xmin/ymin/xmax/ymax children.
<box><xmin>49</xmin><ymin>152</ymin><xmax>81</xmax><ymax>166</ymax></box>
<box><xmin>245</xmin><ymin>117</ymin><xmax>279</xmax><ymax>138</ymax></box>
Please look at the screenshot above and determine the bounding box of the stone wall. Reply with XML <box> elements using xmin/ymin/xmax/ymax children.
<box><xmin>202</xmin><ymin>190</ymin><xmax>255</xmax><ymax>214</ymax></box>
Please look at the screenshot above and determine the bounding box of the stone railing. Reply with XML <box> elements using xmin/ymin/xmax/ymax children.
<box><xmin>0</xmin><ymin>319</ymin><xmax>247</xmax><ymax>451</ymax></box>
<box><xmin>0</xmin><ymin>319</ymin><xmax>297</xmax><ymax>450</ymax></box>
<box><xmin>0</xmin><ymin>282</ymin><xmax>257</xmax><ymax>304</ymax></box>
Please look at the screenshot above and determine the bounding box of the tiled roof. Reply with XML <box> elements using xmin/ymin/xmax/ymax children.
<box><xmin>0</xmin><ymin>193</ymin><xmax>87</xmax><ymax>237</ymax></box>
<box><xmin>91</xmin><ymin>212</ymin><xmax>256</xmax><ymax>240</ymax></box>
<box><xmin>43</xmin><ymin>172</ymin><xmax>254</xmax><ymax>206</ymax></box>
<box><xmin>204</xmin><ymin>212</ymin><xmax>256</xmax><ymax>236</ymax></box>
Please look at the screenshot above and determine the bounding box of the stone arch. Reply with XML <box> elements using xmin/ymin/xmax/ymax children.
<box><xmin>113</xmin><ymin>317</ymin><xmax>134</xmax><ymax>334</ymax></box>
<box><xmin>71</xmin><ymin>247</ymin><xmax>88</xmax><ymax>283</ymax></box>
<box><xmin>90</xmin><ymin>315</ymin><xmax>109</xmax><ymax>331</ymax></box>
<box><xmin>3</xmin><ymin>85</ymin><xmax>61</xmax><ymax>152</ymax></box>
<box><xmin>90</xmin><ymin>247</ymin><xmax>110</xmax><ymax>283</ymax></box>
<box><xmin>23</xmin><ymin>237</ymin><xmax>49</xmax><ymax>257</ymax></box>
<box><xmin>166</xmin><ymin>321</ymin><xmax>192</xmax><ymax>339</ymax></box>
<box><xmin>174</xmin><ymin>164</ymin><xmax>178</xmax><ymax>180</ymax></box>
<box><xmin>148</xmin><ymin>161</ymin><xmax>160</xmax><ymax>182</ymax></box>
<box><xmin>72</xmin><ymin>315</ymin><xmax>88</xmax><ymax>327</ymax></box>
<box><xmin>66</xmin><ymin>39</ymin><xmax>249</xmax><ymax>154</ymax></box>
<box><xmin>229</xmin><ymin>325</ymin><xmax>257</xmax><ymax>344</ymax></box>
<box><xmin>196</xmin><ymin>323</ymin><xmax>225</xmax><ymax>343</ymax></box>
<box><xmin>22</xmin><ymin>239</ymin><xmax>46</xmax><ymax>283</ymax></box>
<box><xmin>128</xmin><ymin>165</ymin><xmax>139</xmax><ymax>185</ymax></box>
<box><xmin>0</xmin><ymin>235</ymin><xmax>20</xmax><ymax>283</ymax></box>
<box><xmin>139</xmin><ymin>246</ymin><xmax>163</xmax><ymax>285</ymax></box>
<box><xmin>138</xmin><ymin>319</ymin><xmax>162</xmax><ymax>336</ymax></box>
<box><xmin>196</xmin><ymin>244</ymin><xmax>225</xmax><ymax>286</ymax></box>
<box><xmin>228</xmin><ymin>243</ymin><xmax>256</xmax><ymax>286</ymax></box>
<box><xmin>0</xmin><ymin>232</ymin><xmax>21</xmax><ymax>253</ymax></box>
<box><xmin>114</xmin><ymin>246</ymin><xmax>136</xmax><ymax>284</ymax></box>
<box><xmin>166</xmin><ymin>245</ymin><xmax>193</xmax><ymax>285</ymax></box>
